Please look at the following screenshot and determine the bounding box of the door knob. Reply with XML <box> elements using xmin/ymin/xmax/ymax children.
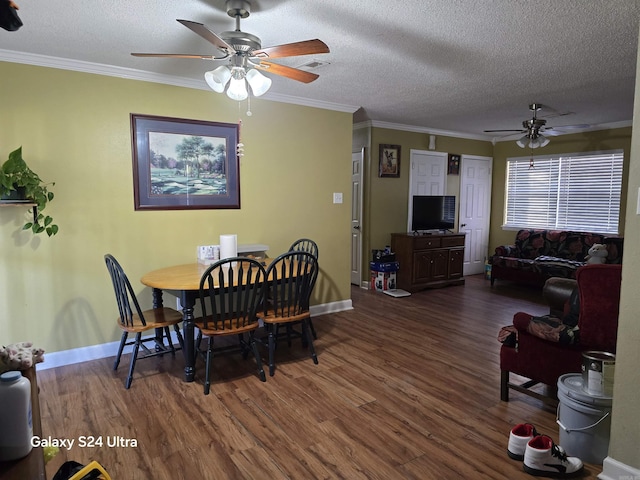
<box><xmin>353</xmin><ymin>225</ymin><xmax>361</xmax><ymax>230</ymax></box>
<box><xmin>460</xmin><ymin>223</ymin><xmax>467</xmax><ymax>227</ymax></box>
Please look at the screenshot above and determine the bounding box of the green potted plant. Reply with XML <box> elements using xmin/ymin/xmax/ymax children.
<box><xmin>0</xmin><ymin>147</ymin><xmax>58</xmax><ymax>236</ymax></box>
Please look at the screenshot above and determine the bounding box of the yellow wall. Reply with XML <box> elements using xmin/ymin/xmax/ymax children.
<box><xmin>364</xmin><ymin>127</ymin><xmax>492</xmax><ymax>277</ymax></box>
<box><xmin>359</xmin><ymin>125</ymin><xmax>631</xmax><ymax>277</ymax></box>
<box><xmin>607</xmin><ymin>30</ymin><xmax>640</xmax><ymax>470</ymax></box>
<box><xmin>0</xmin><ymin>61</ymin><xmax>353</xmax><ymax>353</ymax></box>
<box><xmin>489</xmin><ymin>127</ymin><xmax>632</xmax><ymax>249</ymax></box>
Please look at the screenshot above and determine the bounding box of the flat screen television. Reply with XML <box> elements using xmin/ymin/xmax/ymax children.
<box><xmin>411</xmin><ymin>195</ymin><xmax>456</xmax><ymax>231</ymax></box>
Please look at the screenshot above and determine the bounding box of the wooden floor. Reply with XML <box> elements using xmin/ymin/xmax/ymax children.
<box><xmin>39</xmin><ymin>275</ymin><xmax>602</xmax><ymax>479</ymax></box>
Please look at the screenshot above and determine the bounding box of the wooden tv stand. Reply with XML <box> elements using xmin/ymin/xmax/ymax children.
<box><xmin>391</xmin><ymin>232</ymin><xmax>465</xmax><ymax>292</ymax></box>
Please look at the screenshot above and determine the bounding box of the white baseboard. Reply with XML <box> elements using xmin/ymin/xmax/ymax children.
<box><xmin>38</xmin><ymin>299</ymin><xmax>353</xmax><ymax>371</ymax></box>
<box><xmin>599</xmin><ymin>456</ymin><xmax>640</xmax><ymax>480</ymax></box>
<box><xmin>38</xmin><ymin>332</ymin><xmax>184</xmax><ymax>371</ymax></box>
<box><xmin>310</xmin><ymin>299</ymin><xmax>353</xmax><ymax>316</ymax></box>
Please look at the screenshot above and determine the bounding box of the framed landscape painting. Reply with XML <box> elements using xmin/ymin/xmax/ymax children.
<box><xmin>130</xmin><ymin>114</ymin><xmax>240</xmax><ymax>210</ymax></box>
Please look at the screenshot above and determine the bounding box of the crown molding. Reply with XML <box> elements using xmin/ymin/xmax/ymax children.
<box><xmin>356</xmin><ymin>118</ymin><xmax>632</xmax><ymax>143</ymax></box>
<box><xmin>1</xmin><ymin>50</ymin><xmax>632</xmax><ymax>133</ymax></box>
<box><xmin>364</xmin><ymin>120</ymin><xmax>491</xmax><ymax>141</ymax></box>
<box><xmin>353</xmin><ymin>121</ymin><xmax>371</xmax><ymax>130</ymax></box>
<box><xmin>0</xmin><ymin>49</ymin><xmax>359</xmax><ymax>114</ymax></box>
<box><xmin>492</xmin><ymin>120</ymin><xmax>633</xmax><ymax>144</ymax></box>
<box><xmin>261</xmin><ymin>91</ymin><xmax>359</xmax><ymax>113</ymax></box>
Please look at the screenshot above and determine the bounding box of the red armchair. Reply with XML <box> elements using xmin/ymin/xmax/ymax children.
<box><xmin>500</xmin><ymin>264</ymin><xmax>622</xmax><ymax>403</ymax></box>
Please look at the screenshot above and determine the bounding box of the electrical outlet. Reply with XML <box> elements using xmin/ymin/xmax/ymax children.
<box><xmin>333</xmin><ymin>192</ymin><xmax>343</xmax><ymax>204</ymax></box>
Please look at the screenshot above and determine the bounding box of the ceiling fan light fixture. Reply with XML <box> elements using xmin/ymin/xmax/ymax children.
<box><xmin>204</xmin><ymin>65</ymin><xmax>231</xmax><ymax>93</ymax></box>
<box><xmin>132</xmin><ymin>12</ymin><xmax>329</xmax><ymax>113</ymax></box>
<box><xmin>516</xmin><ymin>135</ymin><xmax>530</xmax><ymax>148</ymax></box>
<box><xmin>227</xmin><ymin>76</ymin><xmax>248</xmax><ymax>101</ymax></box>
<box><xmin>245</xmin><ymin>68</ymin><xmax>272</xmax><ymax>97</ymax></box>
<box><xmin>538</xmin><ymin>134</ymin><xmax>550</xmax><ymax>147</ymax></box>
<box><xmin>529</xmin><ymin>134</ymin><xmax>550</xmax><ymax>149</ymax></box>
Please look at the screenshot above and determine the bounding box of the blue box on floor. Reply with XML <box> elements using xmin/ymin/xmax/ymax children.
<box><xmin>369</xmin><ymin>261</ymin><xmax>399</xmax><ymax>272</ymax></box>
<box><xmin>370</xmin><ymin>261</ymin><xmax>399</xmax><ymax>291</ymax></box>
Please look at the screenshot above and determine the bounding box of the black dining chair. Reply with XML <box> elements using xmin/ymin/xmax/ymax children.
<box><xmin>104</xmin><ymin>254</ymin><xmax>184</xmax><ymax>389</ymax></box>
<box><xmin>258</xmin><ymin>251</ymin><xmax>319</xmax><ymax>376</ymax></box>
<box><xmin>289</xmin><ymin>238</ymin><xmax>319</xmax><ymax>259</ymax></box>
<box><xmin>194</xmin><ymin>257</ymin><xmax>267</xmax><ymax>395</ymax></box>
<box><xmin>288</xmin><ymin>238</ymin><xmax>319</xmax><ymax>339</ymax></box>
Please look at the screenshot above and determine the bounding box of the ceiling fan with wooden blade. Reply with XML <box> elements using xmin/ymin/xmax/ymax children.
<box><xmin>131</xmin><ymin>0</ymin><xmax>329</xmax><ymax>95</ymax></box>
<box><xmin>252</xmin><ymin>39</ymin><xmax>331</xmax><ymax>59</ymax></box>
<box><xmin>254</xmin><ymin>61</ymin><xmax>319</xmax><ymax>83</ymax></box>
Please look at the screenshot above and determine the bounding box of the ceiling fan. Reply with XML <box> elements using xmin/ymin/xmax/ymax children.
<box><xmin>484</xmin><ymin>103</ymin><xmax>592</xmax><ymax>149</ymax></box>
<box><xmin>131</xmin><ymin>0</ymin><xmax>329</xmax><ymax>100</ymax></box>
<box><xmin>484</xmin><ymin>103</ymin><xmax>553</xmax><ymax>148</ymax></box>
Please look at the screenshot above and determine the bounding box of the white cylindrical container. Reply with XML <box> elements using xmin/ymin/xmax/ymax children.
<box><xmin>220</xmin><ymin>234</ymin><xmax>237</xmax><ymax>260</ymax></box>
<box><xmin>0</xmin><ymin>370</ymin><xmax>33</xmax><ymax>461</ymax></box>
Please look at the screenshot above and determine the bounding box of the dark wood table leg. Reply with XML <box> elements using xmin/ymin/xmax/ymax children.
<box><xmin>152</xmin><ymin>288</ymin><xmax>165</xmax><ymax>351</ymax></box>
<box><xmin>180</xmin><ymin>291</ymin><xmax>197</xmax><ymax>382</ymax></box>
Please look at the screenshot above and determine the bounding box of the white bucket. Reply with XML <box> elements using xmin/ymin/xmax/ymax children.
<box><xmin>557</xmin><ymin>373</ymin><xmax>612</xmax><ymax>464</ymax></box>
<box><xmin>581</xmin><ymin>351</ymin><xmax>615</xmax><ymax>396</ymax></box>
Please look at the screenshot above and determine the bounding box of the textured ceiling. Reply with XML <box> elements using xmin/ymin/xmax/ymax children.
<box><xmin>1</xmin><ymin>0</ymin><xmax>639</xmax><ymax>140</ymax></box>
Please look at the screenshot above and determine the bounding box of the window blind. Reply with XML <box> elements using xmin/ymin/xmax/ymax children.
<box><xmin>504</xmin><ymin>151</ymin><xmax>623</xmax><ymax>234</ymax></box>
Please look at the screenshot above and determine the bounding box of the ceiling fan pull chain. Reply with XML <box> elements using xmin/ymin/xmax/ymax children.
<box><xmin>237</xmin><ymin>119</ymin><xmax>245</xmax><ymax>158</ymax></box>
<box><xmin>529</xmin><ymin>146</ymin><xmax>535</xmax><ymax>169</ymax></box>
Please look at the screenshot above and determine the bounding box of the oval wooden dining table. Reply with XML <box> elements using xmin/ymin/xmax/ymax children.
<box><xmin>140</xmin><ymin>260</ymin><xmax>270</xmax><ymax>382</ymax></box>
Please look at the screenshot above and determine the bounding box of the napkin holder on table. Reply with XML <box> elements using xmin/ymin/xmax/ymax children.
<box><xmin>197</xmin><ymin>245</ymin><xmax>220</xmax><ymax>265</ymax></box>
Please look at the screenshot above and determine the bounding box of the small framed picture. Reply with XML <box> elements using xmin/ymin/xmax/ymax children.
<box><xmin>379</xmin><ymin>144</ymin><xmax>401</xmax><ymax>178</ymax></box>
<box><xmin>448</xmin><ymin>153</ymin><xmax>461</xmax><ymax>175</ymax></box>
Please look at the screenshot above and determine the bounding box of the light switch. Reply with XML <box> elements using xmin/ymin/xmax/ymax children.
<box><xmin>333</xmin><ymin>192</ymin><xmax>343</xmax><ymax>204</ymax></box>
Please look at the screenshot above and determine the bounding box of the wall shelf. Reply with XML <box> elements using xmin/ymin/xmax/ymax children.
<box><xmin>0</xmin><ymin>201</ymin><xmax>36</xmax><ymax>207</ymax></box>
<box><xmin>0</xmin><ymin>201</ymin><xmax>38</xmax><ymax>224</ymax></box>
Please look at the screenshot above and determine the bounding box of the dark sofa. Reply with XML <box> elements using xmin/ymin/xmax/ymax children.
<box><xmin>490</xmin><ymin>229</ymin><xmax>623</xmax><ymax>287</ymax></box>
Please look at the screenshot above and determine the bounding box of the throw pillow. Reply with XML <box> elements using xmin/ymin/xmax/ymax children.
<box><xmin>527</xmin><ymin>315</ymin><xmax>580</xmax><ymax>344</ymax></box>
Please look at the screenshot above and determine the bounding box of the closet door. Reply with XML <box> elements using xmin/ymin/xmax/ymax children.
<box><xmin>407</xmin><ymin>150</ymin><xmax>446</xmax><ymax>232</ymax></box>
<box><xmin>459</xmin><ymin>155</ymin><xmax>492</xmax><ymax>276</ymax></box>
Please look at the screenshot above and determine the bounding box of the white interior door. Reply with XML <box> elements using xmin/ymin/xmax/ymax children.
<box><xmin>459</xmin><ymin>155</ymin><xmax>492</xmax><ymax>275</ymax></box>
<box><xmin>407</xmin><ymin>150</ymin><xmax>447</xmax><ymax>231</ymax></box>
<box><xmin>351</xmin><ymin>148</ymin><xmax>364</xmax><ymax>285</ymax></box>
